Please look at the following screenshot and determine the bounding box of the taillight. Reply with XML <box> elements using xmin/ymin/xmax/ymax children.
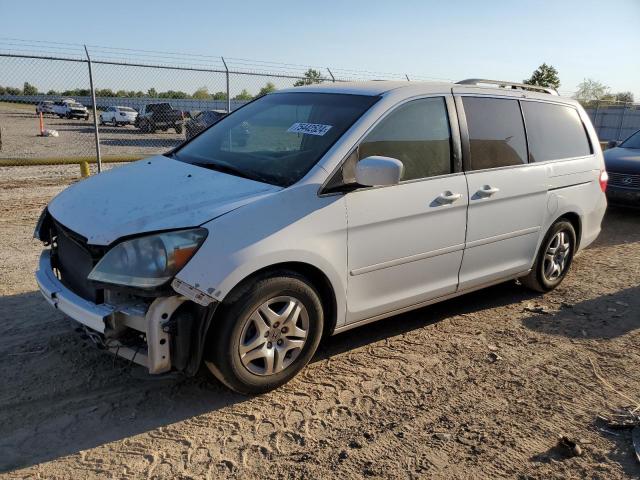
<box><xmin>599</xmin><ymin>169</ymin><xmax>608</xmax><ymax>192</ymax></box>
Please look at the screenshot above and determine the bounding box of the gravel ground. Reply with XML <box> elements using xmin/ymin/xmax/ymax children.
<box><xmin>0</xmin><ymin>103</ymin><xmax>183</xmax><ymax>160</ymax></box>
<box><xmin>0</xmin><ymin>164</ymin><xmax>639</xmax><ymax>479</ymax></box>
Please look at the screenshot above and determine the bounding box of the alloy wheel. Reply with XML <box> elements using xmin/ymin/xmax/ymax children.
<box><xmin>543</xmin><ymin>230</ymin><xmax>571</xmax><ymax>281</ymax></box>
<box><xmin>238</xmin><ymin>296</ymin><xmax>309</xmax><ymax>376</ymax></box>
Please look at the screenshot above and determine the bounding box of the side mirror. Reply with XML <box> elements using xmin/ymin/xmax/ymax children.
<box><xmin>606</xmin><ymin>140</ymin><xmax>620</xmax><ymax>149</ymax></box>
<box><xmin>355</xmin><ymin>156</ymin><xmax>404</xmax><ymax>187</ymax></box>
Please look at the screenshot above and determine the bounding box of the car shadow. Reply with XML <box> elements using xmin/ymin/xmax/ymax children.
<box><xmin>594</xmin><ymin>207</ymin><xmax>640</xmax><ymax>248</ymax></box>
<box><xmin>521</xmin><ymin>286</ymin><xmax>640</xmax><ymax>339</ymax></box>
<box><xmin>0</xmin><ymin>291</ymin><xmax>245</xmax><ymax>473</ymax></box>
<box><xmin>0</xmin><ymin>281</ymin><xmax>535</xmax><ymax>473</ymax></box>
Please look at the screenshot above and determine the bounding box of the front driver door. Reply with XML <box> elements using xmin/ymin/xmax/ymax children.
<box><xmin>344</xmin><ymin>96</ymin><xmax>468</xmax><ymax>324</ymax></box>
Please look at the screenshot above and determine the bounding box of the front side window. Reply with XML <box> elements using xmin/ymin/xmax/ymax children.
<box><xmin>358</xmin><ymin>97</ymin><xmax>452</xmax><ymax>181</ymax></box>
<box><xmin>174</xmin><ymin>93</ymin><xmax>379</xmax><ymax>187</ymax></box>
<box><xmin>462</xmin><ymin>97</ymin><xmax>527</xmax><ymax>170</ymax></box>
<box><xmin>522</xmin><ymin>101</ymin><xmax>592</xmax><ymax>161</ymax></box>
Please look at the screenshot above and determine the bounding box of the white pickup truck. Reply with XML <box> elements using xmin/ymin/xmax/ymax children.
<box><xmin>52</xmin><ymin>99</ymin><xmax>90</xmax><ymax>120</ymax></box>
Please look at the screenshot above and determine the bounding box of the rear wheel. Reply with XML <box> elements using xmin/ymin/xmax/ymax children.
<box><xmin>205</xmin><ymin>271</ymin><xmax>324</xmax><ymax>395</ymax></box>
<box><xmin>174</xmin><ymin>123</ymin><xmax>183</xmax><ymax>134</ymax></box>
<box><xmin>520</xmin><ymin>219</ymin><xmax>576</xmax><ymax>292</ymax></box>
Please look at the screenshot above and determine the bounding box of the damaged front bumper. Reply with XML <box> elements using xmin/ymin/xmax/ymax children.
<box><xmin>35</xmin><ymin>249</ymin><xmax>185</xmax><ymax>373</ymax></box>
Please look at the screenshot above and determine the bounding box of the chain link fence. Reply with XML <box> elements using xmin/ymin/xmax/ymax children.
<box><xmin>1</xmin><ymin>39</ymin><xmax>637</xmax><ymax>176</ymax></box>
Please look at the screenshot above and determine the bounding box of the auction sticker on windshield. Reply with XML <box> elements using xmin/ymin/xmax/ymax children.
<box><xmin>287</xmin><ymin>122</ymin><xmax>333</xmax><ymax>136</ymax></box>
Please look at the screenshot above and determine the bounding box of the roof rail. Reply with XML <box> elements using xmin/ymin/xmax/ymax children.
<box><xmin>456</xmin><ymin>78</ymin><xmax>559</xmax><ymax>96</ymax></box>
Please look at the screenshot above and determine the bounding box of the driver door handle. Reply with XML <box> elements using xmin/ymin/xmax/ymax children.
<box><xmin>476</xmin><ymin>185</ymin><xmax>500</xmax><ymax>198</ymax></box>
<box><xmin>436</xmin><ymin>191</ymin><xmax>462</xmax><ymax>204</ymax></box>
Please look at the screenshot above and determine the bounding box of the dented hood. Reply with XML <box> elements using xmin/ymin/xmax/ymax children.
<box><xmin>48</xmin><ymin>155</ymin><xmax>280</xmax><ymax>245</ymax></box>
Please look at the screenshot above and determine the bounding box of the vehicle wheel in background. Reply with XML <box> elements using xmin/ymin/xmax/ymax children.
<box><xmin>112</xmin><ymin>117</ymin><xmax>118</xmax><ymax>127</ymax></box>
<box><xmin>205</xmin><ymin>271</ymin><xmax>324</xmax><ymax>395</ymax></box>
<box><xmin>65</xmin><ymin>112</ymin><xmax>71</xmax><ymax>119</ymax></box>
<box><xmin>520</xmin><ymin>219</ymin><xmax>576</xmax><ymax>293</ymax></box>
<box><xmin>99</xmin><ymin>116</ymin><xmax>104</xmax><ymax>125</ymax></box>
<box><xmin>174</xmin><ymin>124</ymin><xmax>183</xmax><ymax>134</ymax></box>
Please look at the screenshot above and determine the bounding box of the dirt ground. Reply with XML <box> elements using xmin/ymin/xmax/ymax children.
<box><xmin>1</xmin><ymin>164</ymin><xmax>639</xmax><ymax>479</ymax></box>
<box><xmin>0</xmin><ymin>103</ymin><xmax>182</xmax><ymax>160</ymax></box>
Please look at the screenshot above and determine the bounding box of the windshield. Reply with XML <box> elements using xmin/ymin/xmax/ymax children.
<box><xmin>620</xmin><ymin>130</ymin><xmax>640</xmax><ymax>149</ymax></box>
<box><xmin>118</xmin><ymin>106</ymin><xmax>136</xmax><ymax>112</ymax></box>
<box><xmin>172</xmin><ymin>92</ymin><xmax>378</xmax><ymax>187</ymax></box>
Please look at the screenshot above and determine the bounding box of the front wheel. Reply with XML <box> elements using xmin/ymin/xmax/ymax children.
<box><xmin>205</xmin><ymin>271</ymin><xmax>324</xmax><ymax>395</ymax></box>
<box><xmin>174</xmin><ymin>124</ymin><xmax>183</xmax><ymax>134</ymax></box>
<box><xmin>520</xmin><ymin>220</ymin><xmax>576</xmax><ymax>292</ymax></box>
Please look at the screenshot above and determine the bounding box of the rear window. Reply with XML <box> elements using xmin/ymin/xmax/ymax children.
<box><xmin>521</xmin><ymin>101</ymin><xmax>591</xmax><ymax>162</ymax></box>
<box><xmin>118</xmin><ymin>107</ymin><xmax>136</xmax><ymax>112</ymax></box>
<box><xmin>462</xmin><ymin>97</ymin><xmax>528</xmax><ymax>171</ymax></box>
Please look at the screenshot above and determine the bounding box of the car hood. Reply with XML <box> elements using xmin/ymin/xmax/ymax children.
<box><xmin>604</xmin><ymin>147</ymin><xmax>640</xmax><ymax>174</ymax></box>
<box><xmin>48</xmin><ymin>155</ymin><xmax>281</xmax><ymax>245</ymax></box>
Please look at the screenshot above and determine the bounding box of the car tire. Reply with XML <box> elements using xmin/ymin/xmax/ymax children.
<box><xmin>520</xmin><ymin>219</ymin><xmax>576</xmax><ymax>293</ymax></box>
<box><xmin>174</xmin><ymin>124</ymin><xmax>183</xmax><ymax>134</ymax></box>
<box><xmin>112</xmin><ymin>117</ymin><xmax>118</xmax><ymax>127</ymax></box>
<box><xmin>205</xmin><ymin>271</ymin><xmax>324</xmax><ymax>395</ymax></box>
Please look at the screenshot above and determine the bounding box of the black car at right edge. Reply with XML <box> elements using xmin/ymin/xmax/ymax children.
<box><xmin>604</xmin><ymin>129</ymin><xmax>640</xmax><ymax>207</ymax></box>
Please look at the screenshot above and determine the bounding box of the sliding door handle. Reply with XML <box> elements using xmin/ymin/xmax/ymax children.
<box><xmin>436</xmin><ymin>191</ymin><xmax>462</xmax><ymax>204</ymax></box>
<box><xmin>476</xmin><ymin>185</ymin><xmax>500</xmax><ymax>198</ymax></box>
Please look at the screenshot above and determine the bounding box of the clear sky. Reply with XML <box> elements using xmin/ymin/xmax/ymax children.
<box><xmin>1</xmin><ymin>0</ymin><xmax>639</xmax><ymax>98</ymax></box>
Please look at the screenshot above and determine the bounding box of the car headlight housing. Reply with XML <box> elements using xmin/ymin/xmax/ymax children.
<box><xmin>88</xmin><ymin>228</ymin><xmax>207</xmax><ymax>288</ymax></box>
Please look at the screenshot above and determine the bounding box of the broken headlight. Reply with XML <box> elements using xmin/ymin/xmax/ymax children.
<box><xmin>88</xmin><ymin>228</ymin><xmax>207</xmax><ymax>288</ymax></box>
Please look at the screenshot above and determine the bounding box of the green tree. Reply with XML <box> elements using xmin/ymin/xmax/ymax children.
<box><xmin>257</xmin><ymin>82</ymin><xmax>277</xmax><ymax>97</ymax></box>
<box><xmin>6</xmin><ymin>86</ymin><xmax>20</xmax><ymax>95</ymax></box>
<box><xmin>233</xmin><ymin>89</ymin><xmax>253</xmax><ymax>101</ymax></box>
<box><xmin>523</xmin><ymin>63</ymin><xmax>560</xmax><ymax>89</ymax></box>
<box><xmin>158</xmin><ymin>90</ymin><xmax>189</xmax><ymax>99</ymax></box>
<box><xmin>147</xmin><ymin>88</ymin><xmax>158</xmax><ymax>98</ymax></box>
<box><xmin>613</xmin><ymin>91</ymin><xmax>634</xmax><ymax>103</ymax></box>
<box><xmin>573</xmin><ymin>78</ymin><xmax>609</xmax><ymax>105</ymax></box>
<box><xmin>212</xmin><ymin>91</ymin><xmax>228</xmax><ymax>100</ymax></box>
<box><xmin>0</xmin><ymin>86</ymin><xmax>6</xmax><ymax>95</ymax></box>
<box><xmin>192</xmin><ymin>87</ymin><xmax>211</xmax><ymax>99</ymax></box>
<box><xmin>96</xmin><ymin>88</ymin><xmax>115</xmax><ymax>97</ymax></box>
<box><xmin>23</xmin><ymin>82</ymin><xmax>39</xmax><ymax>95</ymax></box>
<box><xmin>294</xmin><ymin>69</ymin><xmax>324</xmax><ymax>87</ymax></box>
<box><xmin>46</xmin><ymin>89</ymin><xmax>59</xmax><ymax>96</ymax></box>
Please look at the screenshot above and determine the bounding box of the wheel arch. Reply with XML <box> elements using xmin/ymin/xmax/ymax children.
<box><xmin>218</xmin><ymin>261</ymin><xmax>339</xmax><ymax>339</ymax></box>
<box><xmin>556</xmin><ymin>211</ymin><xmax>582</xmax><ymax>249</ymax></box>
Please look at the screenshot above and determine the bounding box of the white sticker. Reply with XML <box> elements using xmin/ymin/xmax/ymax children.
<box><xmin>287</xmin><ymin>122</ymin><xmax>333</xmax><ymax>136</ymax></box>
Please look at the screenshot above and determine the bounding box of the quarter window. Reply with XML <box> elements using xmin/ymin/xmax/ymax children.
<box><xmin>521</xmin><ymin>101</ymin><xmax>592</xmax><ymax>162</ymax></box>
<box><xmin>462</xmin><ymin>97</ymin><xmax>528</xmax><ymax>170</ymax></box>
<box><xmin>358</xmin><ymin>97</ymin><xmax>452</xmax><ymax>181</ymax></box>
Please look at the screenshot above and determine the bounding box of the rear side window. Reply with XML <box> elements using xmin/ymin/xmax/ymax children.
<box><xmin>462</xmin><ymin>97</ymin><xmax>527</xmax><ymax>170</ymax></box>
<box><xmin>358</xmin><ymin>97</ymin><xmax>452</xmax><ymax>181</ymax></box>
<box><xmin>521</xmin><ymin>101</ymin><xmax>592</xmax><ymax>162</ymax></box>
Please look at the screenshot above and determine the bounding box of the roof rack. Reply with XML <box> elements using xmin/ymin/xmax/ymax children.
<box><xmin>455</xmin><ymin>78</ymin><xmax>558</xmax><ymax>96</ymax></box>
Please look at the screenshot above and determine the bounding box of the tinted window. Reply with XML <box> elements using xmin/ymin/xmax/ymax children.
<box><xmin>522</xmin><ymin>101</ymin><xmax>591</xmax><ymax>161</ymax></box>
<box><xmin>175</xmin><ymin>93</ymin><xmax>378</xmax><ymax>187</ymax></box>
<box><xmin>463</xmin><ymin>97</ymin><xmax>527</xmax><ymax>170</ymax></box>
<box><xmin>358</xmin><ymin>97</ymin><xmax>451</xmax><ymax>181</ymax></box>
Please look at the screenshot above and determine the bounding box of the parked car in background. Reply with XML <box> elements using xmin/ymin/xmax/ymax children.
<box><xmin>604</xmin><ymin>129</ymin><xmax>640</xmax><ymax>207</ymax></box>
<box><xmin>52</xmin><ymin>99</ymin><xmax>90</xmax><ymax>120</ymax></box>
<box><xmin>35</xmin><ymin>79</ymin><xmax>606</xmax><ymax>394</ymax></box>
<box><xmin>185</xmin><ymin>110</ymin><xmax>227</xmax><ymax>139</ymax></box>
<box><xmin>135</xmin><ymin>102</ymin><xmax>186</xmax><ymax>133</ymax></box>
<box><xmin>35</xmin><ymin>101</ymin><xmax>55</xmax><ymax>115</ymax></box>
<box><xmin>99</xmin><ymin>106</ymin><xmax>138</xmax><ymax>126</ymax></box>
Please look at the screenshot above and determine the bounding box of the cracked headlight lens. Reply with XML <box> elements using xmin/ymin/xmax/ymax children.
<box><xmin>88</xmin><ymin>228</ymin><xmax>207</xmax><ymax>288</ymax></box>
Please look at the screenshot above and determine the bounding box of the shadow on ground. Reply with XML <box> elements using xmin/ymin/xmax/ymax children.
<box><xmin>0</xmin><ymin>281</ymin><xmax>537</xmax><ymax>472</ymax></box>
<box><xmin>522</xmin><ymin>286</ymin><xmax>640</xmax><ymax>339</ymax></box>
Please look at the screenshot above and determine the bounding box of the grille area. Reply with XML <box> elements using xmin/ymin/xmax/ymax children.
<box><xmin>52</xmin><ymin>222</ymin><xmax>105</xmax><ymax>303</ymax></box>
<box><xmin>608</xmin><ymin>172</ymin><xmax>640</xmax><ymax>189</ymax></box>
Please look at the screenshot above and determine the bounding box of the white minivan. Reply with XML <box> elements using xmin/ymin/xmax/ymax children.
<box><xmin>35</xmin><ymin>79</ymin><xmax>607</xmax><ymax>394</ymax></box>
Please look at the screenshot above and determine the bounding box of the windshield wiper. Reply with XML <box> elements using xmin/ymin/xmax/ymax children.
<box><xmin>192</xmin><ymin>161</ymin><xmax>268</xmax><ymax>183</ymax></box>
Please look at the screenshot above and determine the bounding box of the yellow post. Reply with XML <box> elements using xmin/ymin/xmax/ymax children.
<box><xmin>80</xmin><ymin>161</ymin><xmax>90</xmax><ymax>178</ymax></box>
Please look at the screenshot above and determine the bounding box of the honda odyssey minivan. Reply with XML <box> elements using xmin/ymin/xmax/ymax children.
<box><xmin>35</xmin><ymin>79</ymin><xmax>607</xmax><ymax>394</ymax></box>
